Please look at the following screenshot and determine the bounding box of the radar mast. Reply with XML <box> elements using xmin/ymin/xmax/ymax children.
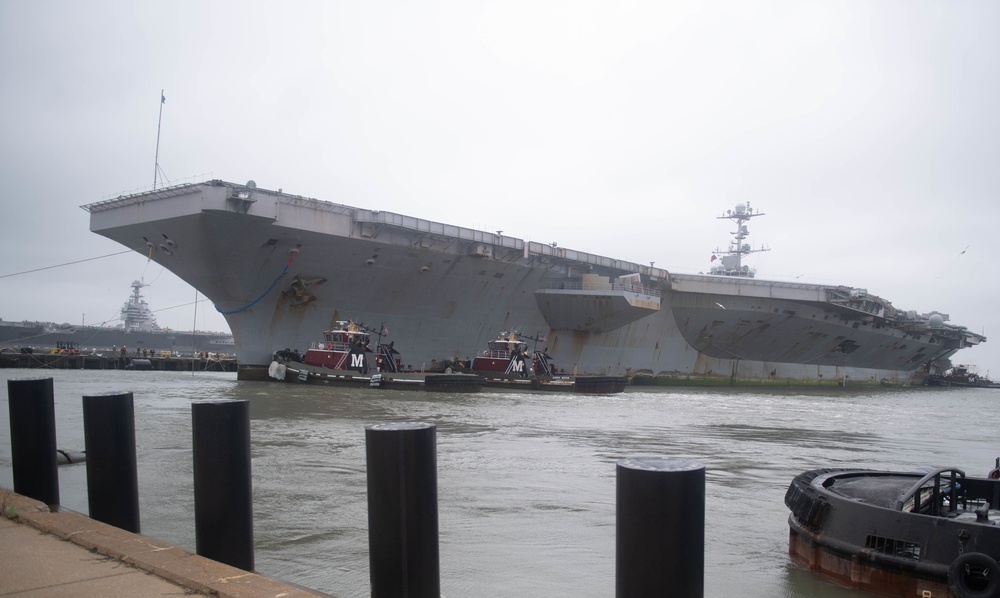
<box><xmin>711</xmin><ymin>202</ymin><xmax>770</xmax><ymax>278</ymax></box>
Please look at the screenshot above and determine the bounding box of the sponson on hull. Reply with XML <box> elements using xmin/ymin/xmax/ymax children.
<box><xmin>82</xmin><ymin>180</ymin><xmax>985</xmax><ymax>383</ymax></box>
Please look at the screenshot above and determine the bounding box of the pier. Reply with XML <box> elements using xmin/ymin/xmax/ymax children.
<box><xmin>0</xmin><ymin>352</ymin><xmax>237</xmax><ymax>372</ymax></box>
<box><xmin>0</xmin><ymin>490</ymin><xmax>331</xmax><ymax>597</ymax></box>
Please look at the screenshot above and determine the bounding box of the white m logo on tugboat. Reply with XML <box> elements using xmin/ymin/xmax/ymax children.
<box><xmin>351</xmin><ymin>353</ymin><xmax>366</xmax><ymax>369</ymax></box>
<box><xmin>505</xmin><ymin>353</ymin><xmax>528</xmax><ymax>377</ymax></box>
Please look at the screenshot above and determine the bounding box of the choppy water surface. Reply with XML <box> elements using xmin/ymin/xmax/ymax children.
<box><xmin>1</xmin><ymin>370</ymin><xmax>997</xmax><ymax>597</ymax></box>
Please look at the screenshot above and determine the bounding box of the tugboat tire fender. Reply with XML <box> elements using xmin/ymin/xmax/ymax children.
<box><xmin>948</xmin><ymin>552</ymin><xmax>1000</xmax><ymax>598</ymax></box>
<box><xmin>784</xmin><ymin>469</ymin><xmax>840</xmax><ymax>529</ymax></box>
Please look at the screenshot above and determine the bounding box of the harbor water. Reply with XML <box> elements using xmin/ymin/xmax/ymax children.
<box><xmin>1</xmin><ymin>369</ymin><xmax>997</xmax><ymax>598</ymax></box>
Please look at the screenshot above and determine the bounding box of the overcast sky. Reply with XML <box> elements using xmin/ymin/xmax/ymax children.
<box><xmin>1</xmin><ymin>1</ymin><xmax>998</xmax><ymax>372</ymax></box>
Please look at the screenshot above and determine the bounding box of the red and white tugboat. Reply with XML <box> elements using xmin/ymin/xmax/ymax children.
<box><xmin>299</xmin><ymin>320</ymin><xmax>398</xmax><ymax>375</ymax></box>
<box><xmin>269</xmin><ymin>321</ymin><xmax>484</xmax><ymax>392</ymax></box>
<box><xmin>471</xmin><ymin>331</ymin><xmax>626</xmax><ymax>394</ymax></box>
<box><xmin>471</xmin><ymin>331</ymin><xmax>553</xmax><ymax>379</ymax></box>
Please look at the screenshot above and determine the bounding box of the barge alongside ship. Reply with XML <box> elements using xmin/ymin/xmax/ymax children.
<box><xmin>81</xmin><ymin>180</ymin><xmax>985</xmax><ymax>383</ymax></box>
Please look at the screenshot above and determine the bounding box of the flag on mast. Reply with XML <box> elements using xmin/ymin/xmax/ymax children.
<box><xmin>161</xmin><ymin>93</ymin><xmax>166</xmax><ymax>104</ymax></box>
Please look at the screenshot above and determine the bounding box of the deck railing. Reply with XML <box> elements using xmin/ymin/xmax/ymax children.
<box><xmin>540</xmin><ymin>281</ymin><xmax>662</xmax><ymax>298</ymax></box>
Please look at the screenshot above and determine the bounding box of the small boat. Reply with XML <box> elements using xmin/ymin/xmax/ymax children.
<box><xmin>269</xmin><ymin>321</ymin><xmax>485</xmax><ymax>392</ymax></box>
<box><xmin>925</xmin><ymin>365</ymin><xmax>992</xmax><ymax>388</ymax></box>
<box><xmin>785</xmin><ymin>462</ymin><xmax>1000</xmax><ymax>598</ymax></box>
<box><xmin>470</xmin><ymin>331</ymin><xmax>627</xmax><ymax>394</ymax></box>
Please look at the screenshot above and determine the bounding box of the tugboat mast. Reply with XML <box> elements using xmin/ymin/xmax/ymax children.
<box><xmin>712</xmin><ymin>202</ymin><xmax>770</xmax><ymax>278</ymax></box>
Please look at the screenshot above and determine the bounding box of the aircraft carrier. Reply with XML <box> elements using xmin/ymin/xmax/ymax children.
<box><xmin>81</xmin><ymin>179</ymin><xmax>984</xmax><ymax>383</ymax></box>
<box><xmin>0</xmin><ymin>279</ymin><xmax>234</xmax><ymax>356</ymax></box>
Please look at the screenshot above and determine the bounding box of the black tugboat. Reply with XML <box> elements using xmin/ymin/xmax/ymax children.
<box><xmin>785</xmin><ymin>462</ymin><xmax>1000</xmax><ymax>597</ymax></box>
<box><xmin>924</xmin><ymin>365</ymin><xmax>1000</xmax><ymax>388</ymax></box>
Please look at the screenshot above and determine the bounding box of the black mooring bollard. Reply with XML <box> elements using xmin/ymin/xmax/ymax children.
<box><xmin>192</xmin><ymin>400</ymin><xmax>254</xmax><ymax>571</ymax></box>
<box><xmin>7</xmin><ymin>377</ymin><xmax>59</xmax><ymax>506</ymax></box>
<box><xmin>83</xmin><ymin>392</ymin><xmax>140</xmax><ymax>532</ymax></box>
<box><xmin>365</xmin><ymin>422</ymin><xmax>440</xmax><ymax>598</ymax></box>
<box><xmin>616</xmin><ymin>456</ymin><xmax>705</xmax><ymax>598</ymax></box>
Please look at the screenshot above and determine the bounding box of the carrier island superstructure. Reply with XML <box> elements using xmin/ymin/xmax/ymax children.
<box><xmin>82</xmin><ymin>180</ymin><xmax>985</xmax><ymax>384</ymax></box>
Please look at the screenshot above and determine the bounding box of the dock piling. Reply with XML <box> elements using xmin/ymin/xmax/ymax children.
<box><xmin>83</xmin><ymin>391</ymin><xmax>140</xmax><ymax>532</ymax></box>
<box><xmin>365</xmin><ymin>422</ymin><xmax>440</xmax><ymax>598</ymax></box>
<box><xmin>7</xmin><ymin>377</ymin><xmax>60</xmax><ymax>506</ymax></box>
<box><xmin>192</xmin><ymin>400</ymin><xmax>254</xmax><ymax>571</ymax></box>
<box><xmin>616</xmin><ymin>456</ymin><xmax>705</xmax><ymax>598</ymax></box>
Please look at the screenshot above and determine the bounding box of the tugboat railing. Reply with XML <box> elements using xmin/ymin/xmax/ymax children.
<box><xmin>313</xmin><ymin>340</ymin><xmax>351</xmax><ymax>352</ymax></box>
<box><xmin>892</xmin><ymin>466</ymin><xmax>966</xmax><ymax>515</ymax></box>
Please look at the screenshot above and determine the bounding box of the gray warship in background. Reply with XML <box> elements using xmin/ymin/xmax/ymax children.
<box><xmin>0</xmin><ymin>279</ymin><xmax>234</xmax><ymax>355</ymax></box>
<box><xmin>80</xmin><ymin>180</ymin><xmax>984</xmax><ymax>383</ymax></box>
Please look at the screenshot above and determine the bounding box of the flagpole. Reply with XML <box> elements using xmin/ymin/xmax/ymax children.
<box><xmin>153</xmin><ymin>89</ymin><xmax>165</xmax><ymax>189</ymax></box>
<box><xmin>192</xmin><ymin>289</ymin><xmax>199</xmax><ymax>376</ymax></box>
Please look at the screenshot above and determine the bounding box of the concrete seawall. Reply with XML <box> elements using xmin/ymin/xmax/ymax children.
<box><xmin>0</xmin><ymin>489</ymin><xmax>335</xmax><ymax>598</ymax></box>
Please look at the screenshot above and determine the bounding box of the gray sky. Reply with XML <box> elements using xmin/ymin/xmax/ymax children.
<box><xmin>2</xmin><ymin>0</ymin><xmax>998</xmax><ymax>372</ymax></box>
